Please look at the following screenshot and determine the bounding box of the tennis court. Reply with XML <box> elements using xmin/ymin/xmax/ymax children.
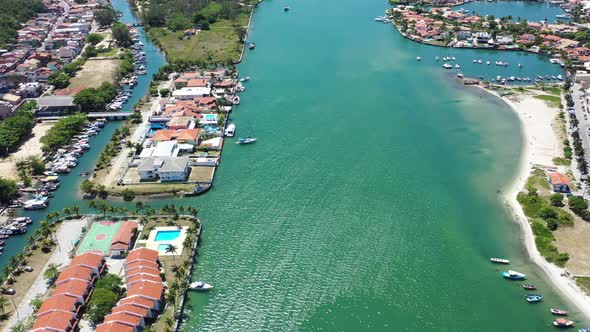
<box><xmin>76</xmin><ymin>221</ymin><xmax>122</xmax><ymax>255</ymax></box>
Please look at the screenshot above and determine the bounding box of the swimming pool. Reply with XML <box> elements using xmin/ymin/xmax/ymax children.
<box><xmin>157</xmin><ymin>244</ymin><xmax>171</xmax><ymax>252</ymax></box>
<box><xmin>204</xmin><ymin>114</ymin><xmax>216</xmax><ymax>121</ymax></box>
<box><xmin>154</xmin><ymin>230</ymin><xmax>181</xmax><ymax>241</ymax></box>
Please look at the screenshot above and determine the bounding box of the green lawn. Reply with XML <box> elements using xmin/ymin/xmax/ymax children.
<box><xmin>534</xmin><ymin>94</ymin><xmax>562</xmax><ymax>109</ymax></box>
<box><xmin>151</xmin><ymin>13</ymin><xmax>250</xmax><ymax>63</ymax></box>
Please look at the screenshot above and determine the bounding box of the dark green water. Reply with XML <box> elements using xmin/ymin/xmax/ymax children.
<box><xmin>4</xmin><ymin>0</ymin><xmax>586</xmax><ymax>330</ymax></box>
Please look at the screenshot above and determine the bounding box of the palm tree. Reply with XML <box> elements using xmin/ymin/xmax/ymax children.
<box><xmin>71</xmin><ymin>205</ymin><xmax>81</xmax><ymax>217</ymax></box>
<box><xmin>62</xmin><ymin>207</ymin><xmax>71</xmax><ymax>217</ymax></box>
<box><xmin>165</xmin><ymin>244</ymin><xmax>178</xmax><ymax>267</ymax></box>
<box><xmin>135</xmin><ymin>201</ymin><xmax>145</xmax><ymax>214</ymax></box>
<box><xmin>0</xmin><ymin>296</ymin><xmax>8</xmax><ymax>317</ymax></box>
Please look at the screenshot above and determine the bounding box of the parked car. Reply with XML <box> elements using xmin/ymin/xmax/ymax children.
<box><xmin>24</xmin><ymin>266</ymin><xmax>33</xmax><ymax>272</ymax></box>
<box><xmin>3</xmin><ymin>288</ymin><xmax>15</xmax><ymax>295</ymax></box>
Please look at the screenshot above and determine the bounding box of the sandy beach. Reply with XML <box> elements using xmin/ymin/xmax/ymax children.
<box><xmin>480</xmin><ymin>87</ymin><xmax>590</xmax><ymax>319</ymax></box>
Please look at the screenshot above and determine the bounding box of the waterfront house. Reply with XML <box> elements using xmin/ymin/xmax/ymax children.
<box><xmin>36</xmin><ymin>96</ymin><xmax>79</xmax><ymax>115</ymax></box>
<box><xmin>139</xmin><ymin>141</ymin><xmax>180</xmax><ymax>158</ymax></box>
<box><xmin>167</xmin><ymin>115</ymin><xmax>193</xmax><ymax>130</ymax></box>
<box><xmin>187</xmin><ymin>78</ymin><xmax>210</xmax><ymax>88</ymax></box>
<box><xmin>126</xmin><ymin>266</ymin><xmax>162</xmax><ymax>280</ymax></box>
<box><xmin>112</xmin><ymin>303</ymin><xmax>152</xmax><ymax>318</ymax></box>
<box><xmin>457</xmin><ymin>31</ymin><xmax>472</xmax><ymax>40</ymax></box>
<box><xmin>137</xmin><ymin>156</ymin><xmax>190</xmax><ymax>182</ymax></box>
<box><xmin>518</xmin><ymin>34</ymin><xmax>536</xmax><ymax>46</ymax></box>
<box><xmin>152</xmin><ymin>129</ymin><xmax>201</xmax><ymax>145</ymax></box>
<box><xmin>548</xmin><ymin>172</ymin><xmax>571</xmax><ymax>193</ymax></box>
<box><xmin>496</xmin><ymin>35</ymin><xmax>514</xmax><ymax>46</ymax></box>
<box><xmin>110</xmin><ymin>221</ymin><xmax>138</xmax><ymax>258</ymax></box>
<box><xmin>172</xmin><ymin>87</ymin><xmax>211</xmax><ymax>100</ymax></box>
<box><xmin>199</xmin><ymin>137</ymin><xmax>223</xmax><ymax>151</ymax></box>
<box><xmin>527</xmin><ymin>22</ymin><xmax>543</xmax><ymax>30</ymax></box>
<box><xmin>127</xmin><ymin>281</ymin><xmax>165</xmax><ymax>305</ymax></box>
<box><xmin>474</xmin><ymin>32</ymin><xmax>490</xmax><ymax>44</ymax></box>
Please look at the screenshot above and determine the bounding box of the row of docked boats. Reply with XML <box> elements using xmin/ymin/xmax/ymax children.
<box><xmin>233</xmin><ymin>76</ymin><xmax>256</xmax><ymax>145</ymax></box>
<box><xmin>491</xmin><ymin>258</ymin><xmax>577</xmax><ymax>328</ymax></box>
<box><xmin>0</xmin><ymin>217</ymin><xmax>32</xmax><ymax>243</ymax></box>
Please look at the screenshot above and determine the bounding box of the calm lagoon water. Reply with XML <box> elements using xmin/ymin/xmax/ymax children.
<box><xmin>2</xmin><ymin>0</ymin><xmax>585</xmax><ymax>331</ymax></box>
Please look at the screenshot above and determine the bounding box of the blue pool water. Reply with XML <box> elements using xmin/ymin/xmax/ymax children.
<box><xmin>157</xmin><ymin>244</ymin><xmax>171</xmax><ymax>252</ymax></box>
<box><xmin>205</xmin><ymin>114</ymin><xmax>216</xmax><ymax>120</ymax></box>
<box><xmin>154</xmin><ymin>230</ymin><xmax>181</xmax><ymax>241</ymax></box>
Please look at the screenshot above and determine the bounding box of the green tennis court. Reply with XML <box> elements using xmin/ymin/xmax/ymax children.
<box><xmin>77</xmin><ymin>221</ymin><xmax>123</xmax><ymax>255</ymax></box>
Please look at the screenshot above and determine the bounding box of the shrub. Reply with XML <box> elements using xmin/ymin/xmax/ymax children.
<box><xmin>121</xmin><ymin>189</ymin><xmax>135</xmax><ymax>202</ymax></box>
<box><xmin>549</xmin><ymin>193</ymin><xmax>564</xmax><ymax>207</ymax></box>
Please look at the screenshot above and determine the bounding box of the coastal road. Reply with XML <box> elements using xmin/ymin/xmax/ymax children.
<box><xmin>570</xmin><ymin>84</ymin><xmax>590</xmax><ymax>196</ymax></box>
<box><xmin>4</xmin><ymin>218</ymin><xmax>86</xmax><ymax>331</ymax></box>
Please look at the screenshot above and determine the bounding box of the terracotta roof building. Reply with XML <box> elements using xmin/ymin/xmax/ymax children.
<box><xmin>110</xmin><ymin>221</ymin><xmax>138</xmax><ymax>258</ymax></box>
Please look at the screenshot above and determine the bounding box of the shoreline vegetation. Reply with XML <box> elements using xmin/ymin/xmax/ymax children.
<box><xmin>129</xmin><ymin>0</ymin><xmax>261</xmax><ymax>65</ymax></box>
<box><xmin>477</xmin><ymin>85</ymin><xmax>590</xmax><ymax>319</ymax></box>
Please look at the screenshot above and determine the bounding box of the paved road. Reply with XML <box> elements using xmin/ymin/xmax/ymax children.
<box><xmin>3</xmin><ymin>218</ymin><xmax>87</xmax><ymax>332</ymax></box>
<box><xmin>570</xmin><ymin>84</ymin><xmax>590</xmax><ymax>196</ymax></box>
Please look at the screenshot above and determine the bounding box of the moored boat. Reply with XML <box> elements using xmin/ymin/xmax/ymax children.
<box><xmin>236</xmin><ymin>137</ymin><xmax>257</xmax><ymax>145</ymax></box>
<box><xmin>443</xmin><ymin>63</ymin><xmax>452</xmax><ymax>69</ymax></box>
<box><xmin>232</xmin><ymin>96</ymin><xmax>240</xmax><ymax>105</ymax></box>
<box><xmin>239</xmin><ymin>77</ymin><xmax>250</xmax><ymax>82</ymax></box>
<box><xmin>249</xmin><ymin>42</ymin><xmax>256</xmax><ymax>50</ymax></box>
<box><xmin>502</xmin><ymin>270</ymin><xmax>526</xmax><ymax>280</ymax></box>
<box><xmin>189</xmin><ymin>281</ymin><xmax>213</xmax><ymax>291</ymax></box>
<box><xmin>551</xmin><ymin>308</ymin><xmax>569</xmax><ymax>316</ymax></box>
<box><xmin>490</xmin><ymin>257</ymin><xmax>510</xmax><ymax>264</ymax></box>
<box><xmin>523</xmin><ymin>284</ymin><xmax>536</xmax><ymax>290</ymax></box>
<box><xmin>526</xmin><ymin>294</ymin><xmax>543</xmax><ymax>303</ymax></box>
<box><xmin>554</xmin><ymin>318</ymin><xmax>574</xmax><ymax>328</ymax></box>
<box><xmin>416</xmin><ymin>56</ymin><xmax>421</xmax><ymax>61</ymax></box>
<box><xmin>224</xmin><ymin>123</ymin><xmax>236</xmax><ymax>137</ymax></box>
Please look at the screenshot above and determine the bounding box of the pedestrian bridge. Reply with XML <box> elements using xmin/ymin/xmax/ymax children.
<box><xmin>87</xmin><ymin>112</ymin><xmax>133</xmax><ymax>120</ymax></box>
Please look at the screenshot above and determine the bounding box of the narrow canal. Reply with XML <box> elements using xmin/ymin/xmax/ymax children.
<box><xmin>2</xmin><ymin>0</ymin><xmax>586</xmax><ymax>331</ymax></box>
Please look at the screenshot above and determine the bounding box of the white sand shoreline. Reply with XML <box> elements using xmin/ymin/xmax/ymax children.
<box><xmin>476</xmin><ymin>86</ymin><xmax>590</xmax><ymax>320</ymax></box>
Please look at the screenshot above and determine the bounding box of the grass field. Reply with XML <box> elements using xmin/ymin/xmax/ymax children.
<box><xmin>534</xmin><ymin>94</ymin><xmax>562</xmax><ymax>109</ymax></box>
<box><xmin>69</xmin><ymin>58</ymin><xmax>121</xmax><ymax>89</ymax></box>
<box><xmin>150</xmin><ymin>13</ymin><xmax>250</xmax><ymax>63</ymax></box>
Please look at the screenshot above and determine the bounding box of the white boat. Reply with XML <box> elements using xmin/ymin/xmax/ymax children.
<box><xmin>236</xmin><ymin>83</ymin><xmax>245</xmax><ymax>92</ymax></box>
<box><xmin>451</xmin><ymin>57</ymin><xmax>456</xmax><ymax>61</ymax></box>
<box><xmin>224</xmin><ymin>123</ymin><xmax>236</xmax><ymax>137</ymax></box>
<box><xmin>490</xmin><ymin>257</ymin><xmax>510</xmax><ymax>264</ymax></box>
<box><xmin>189</xmin><ymin>281</ymin><xmax>213</xmax><ymax>291</ymax></box>
<box><xmin>435</xmin><ymin>56</ymin><xmax>439</xmax><ymax>61</ymax></box>
<box><xmin>486</xmin><ymin>61</ymin><xmax>491</xmax><ymax>65</ymax></box>
<box><xmin>557</xmin><ymin>74</ymin><xmax>563</xmax><ymax>80</ymax></box>
<box><xmin>443</xmin><ymin>63</ymin><xmax>452</xmax><ymax>69</ymax></box>
<box><xmin>457</xmin><ymin>73</ymin><xmax>464</xmax><ymax>79</ymax></box>
<box><xmin>502</xmin><ymin>270</ymin><xmax>526</xmax><ymax>280</ymax></box>
<box><xmin>237</xmin><ymin>137</ymin><xmax>257</xmax><ymax>145</ymax></box>
<box><xmin>23</xmin><ymin>199</ymin><xmax>47</xmax><ymax>210</ymax></box>
<box><xmin>232</xmin><ymin>96</ymin><xmax>240</xmax><ymax>105</ymax></box>
<box><xmin>473</xmin><ymin>59</ymin><xmax>477</xmax><ymax>63</ymax></box>
<box><xmin>478</xmin><ymin>59</ymin><xmax>482</xmax><ymax>64</ymax></box>
<box><xmin>416</xmin><ymin>56</ymin><xmax>421</xmax><ymax>61</ymax></box>
<box><xmin>455</xmin><ymin>64</ymin><xmax>460</xmax><ymax>69</ymax></box>
<box><xmin>550</xmin><ymin>58</ymin><xmax>559</xmax><ymax>64</ymax></box>
<box><xmin>518</xmin><ymin>63</ymin><xmax>522</xmax><ymax>68</ymax></box>
<box><xmin>239</xmin><ymin>77</ymin><xmax>250</xmax><ymax>82</ymax></box>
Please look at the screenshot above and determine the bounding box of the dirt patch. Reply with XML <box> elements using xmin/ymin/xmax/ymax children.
<box><xmin>0</xmin><ymin>122</ymin><xmax>54</xmax><ymax>180</ymax></box>
<box><xmin>69</xmin><ymin>58</ymin><xmax>121</xmax><ymax>89</ymax></box>
<box><xmin>554</xmin><ymin>215</ymin><xmax>590</xmax><ymax>276</ymax></box>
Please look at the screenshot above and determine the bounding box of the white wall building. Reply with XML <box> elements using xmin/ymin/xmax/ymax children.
<box><xmin>137</xmin><ymin>156</ymin><xmax>189</xmax><ymax>182</ymax></box>
<box><xmin>172</xmin><ymin>87</ymin><xmax>212</xmax><ymax>100</ymax></box>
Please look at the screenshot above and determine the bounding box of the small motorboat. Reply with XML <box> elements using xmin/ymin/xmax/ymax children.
<box><xmin>236</xmin><ymin>137</ymin><xmax>257</xmax><ymax>145</ymax></box>
<box><xmin>455</xmin><ymin>64</ymin><xmax>460</xmax><ymax>69</ymax></box>
<box><xmin>435</xmin><ymin>56</ymin><xmax>439</xmax><ymax>61</ymax></box>
<box><xmin>284</xmin><ymin>6</ymin><xmax>290</xmax><ymax>11</ymax></box>
<box><xmin>490</xmin><ymin>257</ymin><xmax>510</xmax><ymax>264</ymax></box>
<box><xmin>443</xmin><ymin>63</ymin><xmax>452</xmax><ymax>69</ymax></box>
<box><xmin>451</xmin><ymin>57</ymin><xmax>456</xmax><ymax>61</ymax></box>
<box><xmin>523</xmin><ymin>284</ymin><xmax>537</xmax><ymax>290</ymax></box>
<box><xmin>416</xmin><ymin>56</ymin><xmax>421</xmax><ymax>61</ymax></box>
<box><xmin>486</xmin><ymin>61</ymin><xmax>491</xmax><ymax>65</ymax></box>
<box><xmin>232</xmin><ymin>96</ymin><xmax>240</xmax><ymax>105</ymax></box>
<box><xmin>553</xmin><ymin>318</ymin><xmax>574</xmax><ymax>328</ymax></box>
<box><xmin>478</xmin><ymin>59</ymin><xmax>482</xmax><ymax>64</ymax></box>
<box><xmin>457</xmin><ymin>73</ymin><xmax>464</xmax><ymax>79</ymax></box>
<box><xmin>249</xmin><ymin>42</ymin><xmax>256</xmax><ymax>50</ymax></box>
<box><xmin>551</xmin><ymin>308</ymin><xmax>569</xmax><ymax>316</ymax></box>
<box><xmin>526</xmin><ymin>294</ymin><xmax>543</xmax><ymax>303</ymax></box>
<box><xmin>502</xmin><ymin>270</ymin><xmax>526</xmax><ymax>280</ymax></box>
<box><xmin>189</xmin><ymin>281</ymin><xmax>213</xmax><ymax>291</ymax></box>
<box><xmin>224</xmin><ymin>123</ymin><xmax>236</xmax><ymax>137</ymax></box>
<box><xmin>239</xmin><ymin>77</ymin><xmax>250</xmax><ymax>82</ymax></box>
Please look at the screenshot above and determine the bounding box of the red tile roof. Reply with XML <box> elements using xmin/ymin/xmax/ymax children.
<box><xmin>71</xmin><ymin>251</ymin><xmax>104</xmax><ymax>269</ymax></box>
<box><xmin>126</xmin><ymin>266</ymin><xmax>161</xmax><ymax>278</ymax></box>
<box><xmin>33</xmin><ymin>310</ymin><xmax>75</xmax><ymax>331</ymax></box>
<box><xmin>127</xmin><ymin>281</ymin><xmax>164</xmax><ymax>300</ymax></box>
<box><xmin>125</xmin><ymin>260</ymin><xmax>159</xmax><ymax>271</ymax></box>
<box><xmin>118</xmin><ymin>295</ymin><xmax>155</xmax><ymax>309</ymax></box>
<box><xmin>96</xmin><ymin>321</ymin><xmax>135</xmax><ymax>332</ymax></box>
<box><xmin>126</xmin><ymin>248</ymin><xmax>159</xmax><ymax>264</ymax></box>
<box><xmin>104</xmin><ymin>312</ymin><xmax>142</xmax><ymax>326</ymax></box>
<box><xmin>37</xmin><ymin>294</ymin><xmax>78</xmax><ymax>316</ymax></box>
<box><xmin>54</xmin><ymin>279</ymin><xmax>90</xmax><ymax>298</ymax></box>
<box><xmin>187</xmin><ymin>78</ymin><xmax>209</xmax><ymax>87</ymax></box>
<box><xmin>112</xmin><ymin>303</ymin><xmax>149</xmax><ymax>317</ymax></box>
<box><xmin>549</xmin><ymin>172</ymin><xmax>570</xmax><ymax>186</ymax></box>
<box><xmin>55</xmin><ymin>265</ymin><xmax>93</xmax><ymax>284</ymax></box>
<box><xmin>152</xmin><ymin>129</ymin><xmax>200</xmax><ymax>143</ymax></box>
<box><xmin>111</xmin><ymin>221</ymin><xmax>137</xmax><ymax>248</ymax></box>
<box><xmin>127</xmin><ymin>273</ymin><xmax>162</xmax><ymax>285</ymax></box>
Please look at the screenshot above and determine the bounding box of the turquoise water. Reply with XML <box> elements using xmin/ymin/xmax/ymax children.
<box><xmin>1</xmin><ymin>0</ymin><xmax>587</xmax><ymax>330</ymax></box>
<box><xmin>154</xmin><ymin>230</ymin><xmax>181</xmax><ymax>242</ymax></box>
<box><xmin>456</xmin><ymin>0</ymin><xmax>566</xmax><ymax>22</ymax></box>
<box><xmin>158</xmin><ymin>244</ymin><xmax>172</xmax><ymax>252</ymax></box>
